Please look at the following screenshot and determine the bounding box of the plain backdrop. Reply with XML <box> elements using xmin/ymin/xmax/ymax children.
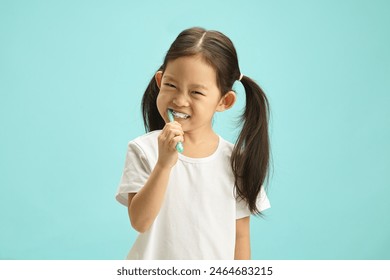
<box><xmin>1</xmin><ymin>0</ymin><xmax>389</xmax><ymax>259</ymax></box>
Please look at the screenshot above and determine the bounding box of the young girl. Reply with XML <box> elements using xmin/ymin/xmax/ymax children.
<box><xmin>116</xmin><ymin>27</ymin><xmax>271</xmax><ymax>260</ymax></box>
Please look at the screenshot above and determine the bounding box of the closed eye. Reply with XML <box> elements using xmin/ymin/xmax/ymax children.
<box><xmin>164</xmin><ymin>83</ymin><xmax>176</xmax><ymax>88</ymax></box>
<box><xmin>192</xmin><ymin>91</ymin><xmax>204</xmax><ymax>95</ymax></box>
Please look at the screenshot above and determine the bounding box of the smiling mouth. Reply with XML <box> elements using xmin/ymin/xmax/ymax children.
<box><xmin>171</xmin><ymin>110</ymin><xmax>190</xmax><ymax>119</ymax></box>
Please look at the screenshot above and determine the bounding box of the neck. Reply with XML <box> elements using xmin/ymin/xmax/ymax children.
<box><xmin>181</xmin><ymin>128</ymin><xmax>219</xmax><ymax>158</ymax></box>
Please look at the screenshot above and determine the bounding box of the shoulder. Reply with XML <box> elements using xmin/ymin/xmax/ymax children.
<box><xmin>130</xmin><ymin>130</ymin><xmax>161</xmax><ymax>148</ymax></box>
<box><xmin>127</xmin><ymin>130</ymin><xmax>161</xmax><ymax>162</ymax></box>
<box><xmin>217</xmin><ymin>135</ymin><xmax>234</xmax><ymax>158</ymax></box>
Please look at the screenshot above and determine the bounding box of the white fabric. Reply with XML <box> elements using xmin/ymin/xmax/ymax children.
<box><xmin>115</xmin><ymin>130</ymin><xmax>270</xmax><ymax>260</ymax></box>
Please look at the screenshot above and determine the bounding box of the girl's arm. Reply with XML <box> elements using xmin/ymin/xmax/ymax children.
<box><xmin>127</xmin><ymin>164</ymin><xmax>172</xmax><ymax>233</ymax></box>
<box><xmin>234</xmin><ymin>216</ymin><xmax>251</xmax><ymax>259</ymax></box>
<box><xmin>127</xmin><ymin>121</ymin><xmax>184</xmax><ymax>233</ymax></box>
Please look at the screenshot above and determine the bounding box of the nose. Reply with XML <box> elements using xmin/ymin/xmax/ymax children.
<box><xmin>173</xmin><ymin>91</ymin><xmax>190</xmax><ymax>107</ymax></box>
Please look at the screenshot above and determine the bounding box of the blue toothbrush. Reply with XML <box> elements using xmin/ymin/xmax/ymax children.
<box><xmin>167</xmin><ymin>109</ymin><xmax>184</xmax><ymax>153</ymax></box>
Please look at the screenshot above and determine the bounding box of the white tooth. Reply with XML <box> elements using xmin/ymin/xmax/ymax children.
<box><xmin>172</xmin><ymin>110</ymin><xmax>190</xmax><ymax>119</ymax></box>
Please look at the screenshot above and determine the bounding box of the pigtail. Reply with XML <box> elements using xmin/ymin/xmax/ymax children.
<box><xmin>141</xmin><ymin>67</ymin><xmax>165</xmax><ymax>132</ymax></box>
<box><xmin>231</xmin><ymin>75</ymin><xmax>270</xmax><ymax>215</ymax></box>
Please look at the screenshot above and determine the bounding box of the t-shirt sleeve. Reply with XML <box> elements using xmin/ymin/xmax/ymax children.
<box><xmin>115</xmin><ymin>141</ymin><xmax>152</xmax><ymax>207</ymax></box>
<box><xmin>236</xmin><ymin>187</ymin><xmax>271</xmax><ymax>219</ymax></box>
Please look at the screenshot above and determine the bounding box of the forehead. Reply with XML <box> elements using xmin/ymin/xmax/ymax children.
<box><xmin>163</xmin><ymin>55</ymin><xmax>217</xmax><ymax>86</ymax></box>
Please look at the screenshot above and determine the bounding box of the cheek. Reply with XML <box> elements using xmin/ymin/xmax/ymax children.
<box><xmin>156</xmin><ymin>90</ymin><xmax>172</xmax><ymax>105</ymax></box>
<box><xmin>156</xmin><ymin>93</ymin><xmax>163</xmax><ymax>115</ymax></box>
<box><xmin>156</xmin><ymin>92</ymin><xmax>170</xmax><ymax>120</ymax></box>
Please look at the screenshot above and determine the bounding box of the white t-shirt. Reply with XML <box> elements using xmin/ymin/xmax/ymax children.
<box><xmin>115</xmin><ymin>130</ymin><xmax>270</xmax><ymax>260</ymax></box>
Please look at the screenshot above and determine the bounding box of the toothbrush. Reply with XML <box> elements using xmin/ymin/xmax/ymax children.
<box><xmin>167</xmin><ymin>109</ymin><xmax>184</xmax><ymax>153</ymax></box>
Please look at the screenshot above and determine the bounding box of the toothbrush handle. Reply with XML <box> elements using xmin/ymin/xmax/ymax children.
<box><xmin>176</xmin><ymin>142</ymin><xmax>184</xmax><ymax>153</ymax></box>
<box><xmin>167</xmin><ymin>110</ymin><xmax>184</xmax><ymax>153</ymax></box>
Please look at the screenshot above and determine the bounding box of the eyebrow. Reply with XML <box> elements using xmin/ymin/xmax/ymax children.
<box><xmin>163</xmin><ymin>74</ymin><xmax>208</xmax><ymax>90</ymax></box>
<box><xmin>189</xmin><ymin>84</ymin><xmax>208</xmax><ymax>90</ymax></box>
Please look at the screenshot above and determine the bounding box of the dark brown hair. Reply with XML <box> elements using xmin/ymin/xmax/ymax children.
<box><xmin>141</xmin><ymin>27</ymin><xmax>270</xmax><ymax>215</ymax></box>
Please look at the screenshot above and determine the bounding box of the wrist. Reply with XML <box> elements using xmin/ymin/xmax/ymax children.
<box><xmin>155</xmin><ymin>162</ymin><xmax>174</xmax><ymax>172</ymax></box>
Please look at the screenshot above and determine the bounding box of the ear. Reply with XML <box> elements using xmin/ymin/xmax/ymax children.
<box><xmin>155</xmin><ymin>71</ymin><xmax>163</xmax><ymax>89</ymax></box>
<box><xmin>216</xmin><ymin>91</ymin><xmax>236</xmax><ymax>112</ymax></box>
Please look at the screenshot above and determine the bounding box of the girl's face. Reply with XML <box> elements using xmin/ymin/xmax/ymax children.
<box><xmin>156</xmin><ymin>55</ymin><xmax>235</xmax><ymax>135</ymax></box>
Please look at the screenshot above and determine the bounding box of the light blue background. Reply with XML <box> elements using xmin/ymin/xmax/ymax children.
<box><xmin>1</xmin><ymin>0</ymin><xmax>389</xmax><ymax>260</ymax></box>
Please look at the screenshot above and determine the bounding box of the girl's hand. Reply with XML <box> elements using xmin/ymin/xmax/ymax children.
<box><xmin>157</xmin><ymin>122</ymin><xmax>184</xmax><ymax>169</ymax></box>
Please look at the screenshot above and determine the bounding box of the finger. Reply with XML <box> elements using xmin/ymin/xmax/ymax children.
<box><xmin>161</xmin><ymin>124</ymin><xmax>181</xmax><ymax>137</ymax></box>
<box><xmin>160</xmin><ymin>124</ymin><xmax>184</xmax><ymax>147</ymax></box>
<box><xmin>158</xmin><ymin>131</ymin><xmax>167</xmax><ymax>143</ymax></box>
<box><xmin>166</xmin><ymin>129</ymin><xmax>184</xmax><ymax>140</ymax></box>
<box><xmin>169</xmin><ymin>135</ymin><xmax>185</xmax><ymax>149</ymax></box>
<box><xmin>172</xmin><ymin>121</ymin><xmax>183</xmax><ymax>127</ymax></box>
<box><xmin>164</xmin><ymin>121</ymin><xmax>183</xmax><ymax>131</ymax></box>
